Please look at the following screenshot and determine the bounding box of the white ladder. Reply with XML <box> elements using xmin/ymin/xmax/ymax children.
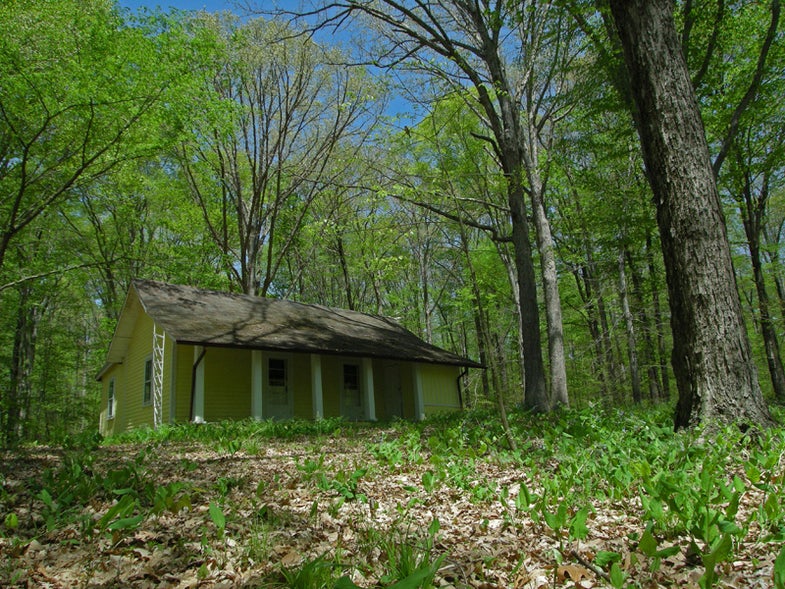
<box><xmin>152</xmin><ymin>323</ymin><xmax>166</xmax><ymax>429</ymax></box>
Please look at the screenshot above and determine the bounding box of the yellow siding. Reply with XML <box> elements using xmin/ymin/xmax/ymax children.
<box><xmin>116</xmin><ymin>311</ymin><xmax>155</xmax><ymax>431</ymax></box>
<box><xmin>320</xmin><ymin>356</ymin><xmax>341</xmax><ymax>418</ymax></box>
<box><xmin>290</xmin><ymin>354</ymin><xmax>312</xmax><ymax>418</ymax></box>
<box><xmin>421</xmin><ymin>364</ymin><xmax>461</xmax><ymax>416</ymax></box>
<box><xmin>401</xmin><ymin>362</ymin><xmax>416</xmax><ymax>419</ymax></box>
<box><xmin>99</xmin><ymin>307</ymin><xmax>467</xmax><ymax>434</ymax></box>
<box><xmin>99</xmin><ymin>364</ymin><xmax>123</xmax><ymax>436</ymax></box>
<box><xmin>371</xmin><ymin>359</ymin><xmax>385</xmax><ymax>420</ymax></box>
<box><xmin>204</xmin><ymin>348</ymin><xmax>251</xmax><ymax>420</ymax></box>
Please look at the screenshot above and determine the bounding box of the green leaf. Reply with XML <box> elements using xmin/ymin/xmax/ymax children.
<box><xmin>717</xmin><ymin>518</ymin><xmax>742</xmax><ymax>535</ymax></box>
<box><xmin>609</xmin><ymin>562</ymin><xmax>626</xmax><ymax>589</ymax></box>
<box><xmin>98</xmin><ymin>494</ymin><xmax>137</xmax><ymax>530</ymax></box>
<box><xmin>4</xmin><ymin>512</ymin><xmax>19</xmax><ymax>530</ymax></box>
<box><xmin>638</xmin><ymin>528</ymin><xmax>658</xmax><ymax>557</ymax></box>
<box><xmin>421</xmin><ymin>470</ymin><xmax>436</xmax><ymax>492</ymax></box>
<box><xmin>569</xmin><ymin>507</ymin><xmax>590</xmax><ymax>540</ymax></box>
<box><xmin>774</xmin><ymin>543</ymin><xmax>785</xmax><ymax>589</ymax></box>
<box><xmin>544</xmin><ymin>502</ymin><xmax>568</xmax><ymax>531</ymax></box>
<box><xmin>745</xmin><ymin>464</ymin><xmax>761</xmax><ymax>485</ymax></box>
<box><xmin>708</xmin><ymin>533</ymin><xmax>733</xmax><ymax>562</ymax></box>
<box><xmin>656</xmin><ymin>545</ymin><xmax>681</xmax><ymax>558</ymax></box>
<box><xmin>112</xmin><ymin>487</ymin><xmax>137</xmax><ymax>496</ymax></box>
<box><xmin>595</xmin><ymin>550</ymin><xmax>622</xmax><ymax>567</ymax></box>
<box><xmin>209</xmin><ymin>501</ymin><xmax>226</xmax><ymax>533</ymax></box>
<box><xmin>428</xmin><ymin>517</ymin><xmax>440</xmax><ymax>537</ymax></box>
<box><xmin>386</xmin><ymin>554</ymin><xmax>445</xmax><ymax>589</ymax></box>
<box><xmin>38</xmin><ymin>489</ymin><xmax>55</xmax><ymax>511</ymax></box>
<box><xmin>107</xmin><ymin>514</ymin><xmax>144</xmax><ymax>531</ymax></box>
<box><xmin>334</xmin><ymin>577</ymin><xmax>362</xmax><ymax>589</ymax></box>
<box><xmin>700</xmin><ymin>534</ymin><xmax>733</xmax><ymax>589</ymax></box>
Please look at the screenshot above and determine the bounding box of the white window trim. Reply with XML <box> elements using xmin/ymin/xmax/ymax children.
<box><xmin>107</xmin><ymin>378</ymin><xmax>116</xmax><ymax>420</ymax></box>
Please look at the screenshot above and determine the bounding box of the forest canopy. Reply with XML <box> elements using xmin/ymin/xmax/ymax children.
<box><xmin>1</xmin><ymin>0</ymin><xmax>784</xmax><ymax>445</ymax></box>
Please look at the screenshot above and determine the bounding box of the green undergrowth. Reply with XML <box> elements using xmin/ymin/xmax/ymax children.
<box><xmin>2</xmin><ymin>404</ymin><xmax>784</xmax><ymax>587</ymax></box>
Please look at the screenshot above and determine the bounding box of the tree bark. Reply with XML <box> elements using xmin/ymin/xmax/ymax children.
<box><xmin>626</xmin><ymin>248</ymin><xmax>662</xmax><ymax>400</ymax></box>
<box><xmin>5</xmin><ymin>283</ymin><xmax>38</xmax><ymax>446</ymax></box>
<box><xmin>618</xmin><ymin>249</ymin><xmax>642</xmax><ymax>403</ymax></box>
<box><xmin>647</xmin><ymin>233</ymin><xmax>671</xmax><ymax>401</ymax></box>
<box><xmin>460</xmin><ymin>228</ymin><xmax>516</xmax><ymax>450</ymax></box>
<box><xmin>738</xmin><ymin>174</ymin><xmax>785</xmax><ymax>401</ymax></box>
<box><xmin>609</xmin><ymin>0</ymin><xmax>773</xmax><ymax>428</ymax></box>
<box><xmin>531</xmin><ymin>178</ymin><xmax>569</xmax><ymax>407</ymax></box>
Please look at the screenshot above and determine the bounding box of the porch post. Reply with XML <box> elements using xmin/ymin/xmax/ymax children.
<box><xmin>252</xmin><ymin>350</ymin><xmax>263</xmax><ymax>420</ymax></box>
<box><xmin>362</xmin><ymin>358</ymin><xmax>376</xmax><ymax>421</ymax></box>
<box><xmin>193</xmin><ymin>346</ymin><xmax>205</xmax><ymax>423</ymax></box>
<box><xmin>413</xmin><ymin>364</ymin><xmax>425</xmax><ymax>421</ymax></box>
<box><xmin>311</xmin><ymin>354</ymin><xmax>324</xmax><ymax>420</ymax></box>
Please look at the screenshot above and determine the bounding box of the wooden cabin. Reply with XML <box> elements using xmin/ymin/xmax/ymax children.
<box><xmin>97</xmin><ymin>280</ymin><xmax>480</xmax><ymax>435</ymax></box>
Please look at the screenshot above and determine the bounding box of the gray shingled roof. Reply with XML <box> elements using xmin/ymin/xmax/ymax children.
<box><xmin>131</xmin><ymin>279</ymin><xmax>481</xmax><ymax>367</ymax></box>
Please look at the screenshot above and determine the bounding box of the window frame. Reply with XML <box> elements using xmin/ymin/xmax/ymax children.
<box><xmin>342</xmin><ymin>363</ymin><xmax>362</xmax><ymax>408</ymax></box>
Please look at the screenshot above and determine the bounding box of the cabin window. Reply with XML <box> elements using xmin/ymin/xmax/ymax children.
<box><xmin>343</xmin><ymin>363</ymin><xmax>361</xmax><ymax>407</ymax></box>
<box><xmin>268</xmin><ymin>358</ymin><xmax>287</xmax><ymax>405</ymax></box>
<box><xmin>143</xmin><ymin>357</ymin><xmax>152</xmax><ymax>406</ymax></box>
<box><xmin>107</xmin><ymin>379</ymin><xmax>115</xmax><ymax>420</ymax></box>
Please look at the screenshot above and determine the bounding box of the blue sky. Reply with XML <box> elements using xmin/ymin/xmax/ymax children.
<box><xmin>118</xmin><ymin>0</ymin><xmax>273</xmax><ymax>14</ymax></box>
<box><xmin>117</xmin><ymin>0</ymin><xmax>417</xmax><ymax>122</ymax></box>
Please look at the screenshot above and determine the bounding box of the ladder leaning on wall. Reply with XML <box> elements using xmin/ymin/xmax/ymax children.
<box><xmin>151</xmin><ymin>323</ymin><xmax>165</xmax><ymax>429</ymax></box>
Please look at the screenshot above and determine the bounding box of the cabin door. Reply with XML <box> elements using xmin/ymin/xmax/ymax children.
<box><xmin>265</xmin><ymin>357</ymin><xmax>293</xmax><ymax>419</ymax></box>
<box><xmin>341</xmin><ymin>363</ymin><xmax>364</xmax><ymax>421</ymax></box>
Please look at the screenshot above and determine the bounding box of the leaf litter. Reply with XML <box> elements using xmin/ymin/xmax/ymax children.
<box><xmin>1</xmin><ymin>411</ymin><xmax>783</xmax><ymax>588</ymax></box>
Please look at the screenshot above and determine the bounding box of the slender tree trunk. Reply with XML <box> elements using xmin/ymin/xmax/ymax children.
<box><xmin>574</xmin><ymin>266</ymin><xmax>609</xmax><ymax>396</ymax></box>
<box><xmin>473</xmin><ymin>307</ymin><xmax>492</xmax><ymax>400</ymax></box>
<box><xmin>748</xmin><ymin>236</ymin><xmax>785</xmax><ymax>401</ymax></box>
<box><xmin>460</xmin><ymin>229</ymin><xmax>516</xmax><ymax>450</ymax></box>
<box><xmin>647</xmin><ymin>234</ymin><xmax>671</xmax><ymax>401</ymax></box>
<box><xmin>597</xmin><ymin>277</ymin><xmax>620</xmax><ymax>397</ymax></box>
<box><xmin>524</xmin><ymin>106</ymin><xmax>568</xmax><ymax>406</ymax></box>
<box><xmin>610</xmin><ymin>0</ymin><xmax>773</xmax><ymax>428</ymax></box>
<box><xmin>336</xmin><ymin>233</ymin><xmax>354</xmax><ymax>310</ymax></box>
<box><xmin>531</xmin><ymin>185</ymin><xmax>569</xmax><ymax>407</ymax></box>
<box><xmin>419</xmin><ymin>241</ymin><xmax>433</xmax><ymax>343</ymax></box>
<box><xmin>619</xmin><ymin>249</ymin><xmax>642</xmax><ymax>403</ymax></box>
<box><xmin>762</xmin><ymin>221</ymin><xmax>785</xmax><ymax>323</ymax></box>
<box><xmin>496</xmin><ymin>242</ymin><xmax>529</xmax><ymax>398</ymax></box>
<box><xmin>739</xmin><ymin>177</ymin><xmax>785</xmax><ymax>401</ymax></box>
<box><xmin>626</xmin><ymin>250</ymin><xmax>662</xmax><ymax>401</ymax></box>
<box><xmin>5</xmin><ymin>284</ymin><xmax>38</xmax><ymax>446</ymax></box>
<box><xmin>773</xmin><ymin>270</ymin><xmax>785</xmax><ymax>329</ymax></box>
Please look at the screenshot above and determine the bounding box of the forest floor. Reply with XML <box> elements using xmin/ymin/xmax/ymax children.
<box><xmin>1</xmin><ymin>406</ymin><xmax>784</xmax><ymax>588</ymax></box>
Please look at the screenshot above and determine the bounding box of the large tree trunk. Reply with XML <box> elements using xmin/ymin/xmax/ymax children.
<box><xmin>508</xmin><ymin>186</ymin><xmax>549</xmax><ymax>411</ymax></box>
<box><xmin>609</xmin><ymin>0</ymin><xmax>773</xmax><ymax>428</ymax></box>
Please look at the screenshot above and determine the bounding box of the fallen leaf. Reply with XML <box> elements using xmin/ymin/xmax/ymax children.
<box><xmin>558</xmin><ymin>563</ymin><xmax>591</xmax><ymax>582</ymax></box>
